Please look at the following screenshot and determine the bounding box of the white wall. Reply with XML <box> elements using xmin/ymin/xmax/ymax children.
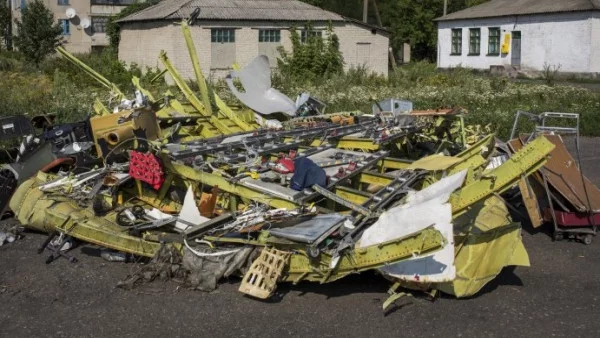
<box><xmin>437</xmin><ymin>11</ymin><xmax>597</xmax><ymax>73</ymax></box>
<box><xmin>591</xmin><ymin>12</ymin><xmax>600</xmax><ymax>73</ymax></box>
<box><xmin>119</xmin><ymin>20</ymin><xmax>389</xmax><ymax>82</ymax></box>
<box><xmin>334</xmin><ymin>22</ymin><xmax>389</xmax><ymax>76</ymax></box>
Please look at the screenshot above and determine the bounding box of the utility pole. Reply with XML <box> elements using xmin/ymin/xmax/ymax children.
<box><xmin>363</xmin><ymin>0</ymin><xmax>369</xmax><ymax>23</ymax></box>
<box><xmin>371</xmin><ymin>0</ymin><xmax>397</xmax><ymax>70</ymax></box>
<box><xmin>444</xmin><ymin>0</ymin><xmax>448</xmax><ymax>16</ymax></box>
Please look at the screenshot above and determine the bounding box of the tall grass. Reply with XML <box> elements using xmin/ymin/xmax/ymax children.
<box><xmin>263</xmin><ymin>62</ymin><xmax>600</xmax><ymax>139</ymax></box>
<box><xmin>1</xmin><ymin>51</ymin><xmax>599</xmax><ymax>140</ymax></box>
<box><xmin>0</xmin><ymin>50</ymin><xmax>166</xmax><ymax>123</ymax></box>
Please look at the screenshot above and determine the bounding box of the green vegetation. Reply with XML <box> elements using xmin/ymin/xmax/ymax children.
<box><xmin>0</xmin><ymin>1</ymin><xmax>10</xmax><ymax>52</ymax></box>
<box><xmin>267</xmin><ymin>61</ymin><xmax>600</xmax><ymax>139</ymax></box>
<box><xmin>0</xmin><ymin>50</ymin><xmax>165</xmax><ymax>123</ymax></box>
<box><xmin>271</xmin><ymin>25</ymin><xmax>597</xmax><ymax>140</ymax></box>
<box><xmin>301</xmin><ymin>0</ymin><xmax>490</xmax><ymax>61</ymax></box>
<box><xmin>1</xmin><ymin>53</ymin><xmax>598</xmax><ymax>141</ymax></box>
<box><xmin>277</xmin><ymin>23</ymin><xmax>344</xmax><ymax>83</ymax></box>
<box><xmin>13</xmin><ymin>0</ymin><xmax>62</xmax><ymax>65</ymax></box>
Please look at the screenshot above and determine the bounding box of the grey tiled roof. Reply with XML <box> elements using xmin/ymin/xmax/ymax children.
<box><xmin>436</xmin><ymin>0</ymin><xmax>600</xmax><ymax>21</ymax></box>
<box><xmin>118</xmin><ymin>0</ymin><xmax>345</xmax><ymax>23</ymax></box>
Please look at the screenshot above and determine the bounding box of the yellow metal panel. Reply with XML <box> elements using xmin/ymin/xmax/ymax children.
<box><xmin>377</xmin><ymin>157</ymin><xmax>413</xmax><ymax>171</ymax></box>
<box><xmin>450</xmin><ymin>136</ymin><xmax>555</xmax><ymax>217</ymax></box>
<box><xmin>406</xmin><ymin>153</ymin><xmax>462</xmax><ymax>171</ymax></box>
<box><xmin>437</xmin><ymin>196</ymin><xmax>529</xmax><ymax>297</ymax></box>
<box><xmin>283</xmin><ymin>227</ymin><xmax>445</xmax><ymax>283</ymax></box>
<box><xmin>168</xmin><ymin>162</ymin><xmax>299</xmax><ymax>210</ymax></box>
<box><xmin>335</xmin><ymin>186</ymin><xmax>370</xmax><ymax>205</ymax></box>
<box><xmin>336</xmin><ymin>138</ymin><xmax>381</xmax><ymax>151</ymax></box>
<box><xmin>359</xmin><ymin>171</ymin><xmax>395</xmax><ymax>187</ymax></box>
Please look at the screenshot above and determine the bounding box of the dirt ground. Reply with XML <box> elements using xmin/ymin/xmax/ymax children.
<box><xmin>1</xmin><ymin>137</ymin><xmax>599</xmax><ymax>337</ymax></box>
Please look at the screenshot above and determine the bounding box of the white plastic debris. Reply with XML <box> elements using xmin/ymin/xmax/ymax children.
<box><xmin>359</xmin><ymin>170</ymin><xmax>467</xmax><ymax>283</ymax></box>
<box><xmin>0</xmin><ymin>232</ymin><xmax>7</xmax><ymax>246</ymax></box>
<box><xmin>101</xmin><ymin>249</ymin><xmax>130</xmax><ymax>262</ymax></box>
<box><xmin>145</xmin><ymin>208</ymin><xmax>174</xmax><ymax>220</ymax></box>
<box><xmin>175</xmin><ymin>186</ymin><xmax>210</xmax><ymax>231</ymax></box>
<box><xmin>254</xmin><ymin>114</ymin><xmax>283</xmax><ymax>129</ymax></box>
<box><xmin>225</xmin><ymin>55</ymin><xmax>297</xmax><ymax>116</ymax></box>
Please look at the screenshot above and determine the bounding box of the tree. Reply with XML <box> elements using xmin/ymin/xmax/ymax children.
<box><xmin>300</xmin><ymin>0</ymin><xmax>489</xmax><ymax>61</ymax></box>
<box><xmin>466</xmin><ymin>0</ymin><xmax>489</xmax><ymax>6</ymax></box>
<box><xmin>106</xmin><ymin>0</ymin><xmax>160</xmax><ymax>51</ymax></box>
<box><xmin>0</xmin><ymin>1</ymin><xmax>11</xmax><ymax>51</ymax></box>
<box><xmin>14</xmin><ymin>0</ymin><xmax>62</xmax><ymax>64</ymax></box>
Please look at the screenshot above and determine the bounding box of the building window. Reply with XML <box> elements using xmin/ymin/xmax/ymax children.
<box><xmin>211</xmin><ymin>29</ymin><xmax>235</xmax><ymax>43</ymax></box>
<box><xmin>20</xmin><ymin>0</ymin><xmax>26</xmax><ymax>11</ymax></box>
<box><xmin>92</xmin><ymin>17</ymin><xmax>109</xmax><ymax>34</ymax></box>
<box><xmin>58</xmin><ymin>0</ymin><xmax>69</xmax><ymax>5</ymax></box>
<box><xmin>300</xmin><ymin>30</ymin><xmax>322</xmax><ymax>43</ymax></box>
<box><xmin>451</xmin><ymin>29</ymin><xmax>462</xmax><ymax>55</ymax></box>
<box><xmin>469</xmin><ymin>28</ymin><xmax>480</xmax><ymax>55</ymax></box>
<box><xmin>60</xmin><ymin>19</ymin><xmax>70</xmax><ymax>35</ymax></box>
<box><xmin>488</xmin><ymin>27</ymin><xmax>500</xmax><ymax>55</ymax></box>
<box><xmin>259</xmin><ymin>29</ymin><xmax>281</xmax><ymax>43</ymax></box>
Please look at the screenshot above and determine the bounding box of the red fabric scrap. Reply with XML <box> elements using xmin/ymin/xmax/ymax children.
<box><xmin>129</xmin><ymin>151</ymin><xmax>165</xmax><ymax>190</ymax></box>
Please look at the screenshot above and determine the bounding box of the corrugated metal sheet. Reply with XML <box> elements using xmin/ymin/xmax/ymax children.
<box><xmin>118</xmin><ymin>0</ymin><xmax>344</xmax><ymax>23</ymax></box>
<box><xmin>436</xmin><ymin>0</ymin><xmax>600</xmax><ymax>21</ymax></box>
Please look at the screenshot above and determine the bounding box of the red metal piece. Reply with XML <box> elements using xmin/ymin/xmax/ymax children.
<box><xmin>543</xmin><ymin>208</ymin><xmax>600</xmax><ymax>227</ymax></box>
<box><xmin>129</xmin><ymin>151</ymin><xmax>164</xmax><ymax>190</ymax></box>
<box><xmin>273</xmin><ymin>158</ymin><xmax>295</xmax><ymax>174</ymax></box>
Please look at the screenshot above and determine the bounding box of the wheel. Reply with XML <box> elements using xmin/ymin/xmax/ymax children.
<box><xmin>583</xmin><ymin>234</ymin><xmax>593</xmax><ymax>245</ymax></box>
<box><xmin>307</xmin><ymin>246</ymin><xmax>320</xmax><ymax>259</ymax></box>
<box><xmin>553</xmin><ymin>231</ymin><xmax>564</xmax><ymax>241</ymax></box>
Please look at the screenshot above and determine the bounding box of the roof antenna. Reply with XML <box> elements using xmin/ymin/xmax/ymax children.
<box><xmin>187</xmin><ymin>7</ymin><xmax>201</xmax><ymax>25</ymax></box>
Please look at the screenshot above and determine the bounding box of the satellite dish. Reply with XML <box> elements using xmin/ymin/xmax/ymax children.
<box><xmin>66</xmin><ymin>8</ymin><xmax>77</xmax><ymax>19</ymax></box>
<box><xmin>80</xmin><ymin>18</ymin><xmax>91</xmax><ymax>29</ymax></box>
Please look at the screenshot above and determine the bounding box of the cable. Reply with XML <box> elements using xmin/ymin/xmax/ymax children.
<box><xmin>183</xmin><ymin>238</ymin><xmax>241</xmax><ymax>257</ymax></box>
<box><xmin>102</xmin><ymin>136</ymin><xmax>159</xmax><ymax>167</ymax></box>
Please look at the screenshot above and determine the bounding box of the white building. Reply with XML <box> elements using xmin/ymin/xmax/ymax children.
<box><xmin>436</xmin><ymin>0</ymin><xmax>600</xmax><ymax>75</ymax></box>
<box><xmin>116</xmin><ymin>0</ymin><xmax>390</xmax><ymax>80</ymax></box>
<box><xmin>11</xmin><ymin>0</ymin><xmax>140</xmax><ymax>53</ymax></box>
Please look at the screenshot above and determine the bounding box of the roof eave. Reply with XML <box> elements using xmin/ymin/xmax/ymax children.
<box><xmin>343</xmin><ymin>17</ymin><xmax>391</xmax><ymax>34</ymax></box>
<box><xmin>435</xmin><ymin>8</ymin><xmax>600</xmax><ymax>22</ymax></box>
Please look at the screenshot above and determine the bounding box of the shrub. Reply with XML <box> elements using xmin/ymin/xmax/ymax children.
<box><xmin>277</xmin><ymin>22</ymin><xmax>344</xmax><ymax>84</ymax></box>
<box><xmin>541</xmin><ymin>62</ymin><xmax>562</xmax><ymax>86</ymax></box>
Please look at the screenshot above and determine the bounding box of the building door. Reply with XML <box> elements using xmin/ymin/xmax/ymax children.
<box><xmin>356</xmin><ymin>43</ymin><xmax>371</xmax><ymax>68</ymax></box>
<box><xmin>511</xmin><ymin>31</ymin><xmax>521</xmax><ymax>67</ymax></box>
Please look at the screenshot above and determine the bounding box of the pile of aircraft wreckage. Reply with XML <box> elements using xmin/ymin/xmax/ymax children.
<box><xmin>1</xmin><ymin>21</ymin><xmax>598</xmax><ymax>309</ymax></box>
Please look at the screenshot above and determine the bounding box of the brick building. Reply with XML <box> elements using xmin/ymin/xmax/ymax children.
<box><xmin>10</xmin><ymin>0</ymin><xmax>140</xmax><ymax>53</ymax></box>
<box><xmin>116</xmin><ymin>0</ymin><xmax>390</xmax><ymax>80</ymax></box>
